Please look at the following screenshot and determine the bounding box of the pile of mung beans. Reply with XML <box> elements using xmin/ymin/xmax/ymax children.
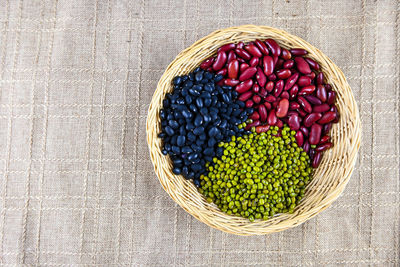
<box><xmin>158</xmin><ymin>39</ymin><xmax>339</xmax><ymax>221</ymax></box>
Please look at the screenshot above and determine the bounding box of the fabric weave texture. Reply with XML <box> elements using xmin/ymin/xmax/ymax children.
<box><xmin>0</xmin><ymin>0</ymin><xmax>399</xmax><ymax>266</ymax></box>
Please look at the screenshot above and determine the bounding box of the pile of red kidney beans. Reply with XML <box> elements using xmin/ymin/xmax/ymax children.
<box><xmin>199</xmin><ymin>39</ymin><xmax>339</xmax><ymax>168</ymax></box>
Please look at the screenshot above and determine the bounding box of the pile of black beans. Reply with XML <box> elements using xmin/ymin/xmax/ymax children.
<box><xmin>159</xmin><ymin>67</ymin><xmax>252</xmax><ymax>186</ymax></box>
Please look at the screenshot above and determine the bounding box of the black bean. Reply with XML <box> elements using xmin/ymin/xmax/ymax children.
<box><xmin>182</xmin><ymin>166</ymin><xmax>189</xmax><ymax>176</ymax></box>
<box><xmin>185</xmin><ymin>95</ymin><xmax>192</xmax><ymax>104</ymax></box>
<box><xmin>200</xmin><ymin>107</ymin><xmax>208</xmax><ymax>115</ymax></box>
<box><xmin>194</xmin><ymin>114</ymin><xmax>203</xmax><ymax>127</ymax></box>
<box><xmin>208</xmin><ymin>138</ymin><xmax>216</xmax><ymax>147</ymax></box>
<box><xmin>162</xmin><ymin>149</ymin><xmax>168</xmax><ymax>155</ymax></box>
<box><xmin>214</xmin><ymin>74</ymin><xmax>223</xmax><ymax>82</ymax></box>
<box><xmin>204</xmin><ymin>147</ymin><xmax>213</xmax><ymax>155</ymax></box>
<box><xmin>173</xmin><ymin>158</ymin><xmax>183</xmax><ymax>165</ymax></box>
<box><xmin>164</xmin><ymin>126</ymin><xmax>174</xmax><ymax>136</ymax></box>
<box><xmin>189</xmin><ymin>104</ymin><xmax>197</xmax><ymax>113</ymax></box>
<box><xmin>204</xmin><ymin>84</ymin><xmax>214</xmax><ymax>92</ymax></box>
<box><xmin>192</xmin><ymin>164</ymin><xmax>202</xmax><ymax>172</ymax></box>
<box><xmin>195</xmin><ymin>98</ymin><xmax>203</xmax><ymax>108</ymax></box>
<box><xmin>168</xmin><ymin>120</ymin><xmax>179</xmax><ymax>129</ymax></box>
<box><xmin>177</xmin><ymin>135</ymin><xmax>186</xmax><ymax>146</ymax></box>
<box><xmin>193</xmin><ymin>126</ymin><xmax>204</xmax><ymax>135</ymax></box>
<box><xmin>172</xmin><ymin>167</ymin><xmax>182</xmax><ymax>175</ymax></box>
<box><xmin>171</xmin><ymin>146</ymin><xmax>180</xmax><ymax>154</ymax></box>
<box><xmin>187</xmin><ymin>132</ymin><xmax>196</xmax><ymax>142</ymax></box>
<box><xmin>199</xmin><ymin>134</ymin><xmax>207</xmax><ymax>141</ymax></box>
<box><xmin>195</xmin><ymin>71</ymin><xmax>203</xmax><ymax>82</ymax></box>
<box><xmin>203</xmin><ymin>114</ymin><xmax>211</xmax><ymax>124</ymax></box>
<box><xmin>181</xmin><ymin>109</ymin><xmax>192</xmax><ymax>119</ymax></box>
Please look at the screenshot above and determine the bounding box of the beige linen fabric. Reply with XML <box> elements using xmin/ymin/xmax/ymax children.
<box><xmin>0</xmin><ymin>0</ymin><xmax>399</xmax><ymax>266</ymax></box>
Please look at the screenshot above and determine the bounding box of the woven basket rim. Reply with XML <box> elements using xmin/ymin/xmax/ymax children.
<box><xmin>146</xmin><ymin>25</ymin><xmax>361</xmax><ymax>235</ymax></box>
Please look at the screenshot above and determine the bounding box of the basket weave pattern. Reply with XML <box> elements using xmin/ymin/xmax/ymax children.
<box><xmin>146</xmin><ymin>25</ymin><xmax>361</xmax><ymax>235</ymax></box>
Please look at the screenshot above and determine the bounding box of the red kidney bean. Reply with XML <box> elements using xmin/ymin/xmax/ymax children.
<box><xmin>325</xmin><ymin>84</ymin><xmax>332</xmax><ymax>91</ymax></box>
<box><xmin>245</xmin><ymin>44</ymin><xmax>263</xmax><ymax>58</ymax></box>
<box><xmin>238</xmin><ymin>91</ymin><xmax>253</xmax><ymax>101</ymax></box>
<box><xmin>273</xmin><ymin>80</ymin><xmax>284</xmax><ymax>97</ymax></box>
<box><xmin>256</xmin><ymin>67</ymin><xmax>267</xmax><ymax>87</ymax></box>
<box><xmin>316</xmin><ymin>84</ymin><xmax>327</xmax><ymax>102</ymax></box>
<box><xmin>289</xmin><ymin>102</ymin><xmax>300</xmax><ymax>110</ymax></box>
<box><xmin>250</xmin><ymin>57</ymin><xmax>259</xmax><ymax>67</ymax></box>
<box><xmin>295</xmin><ymin>131</ymin><xmax>304</xmax><ymax>146</ymax></box>
<box><xmin>304</xmin><ymin>95</ymin><xmax>322</xmax><ymax>105</ymax></box>
<box><xmin>245</xmin><ymin>120</ymin><xmax>260</xmax><ymax>130</ymax></box>
<box><xmin>273</xmin><ymin>55</ymin><xmax>279</xmax><ymax>65</ymax></box>
<box><xmin>320</xmin><ymin>135</ymin><xmax>330</xmax><ymax>144</ymax></box>
<box><xmin>206</xmin><ymin>67</ymin><xmax>213</xmax><ymax>72</ymax></box>
<box><xmin>281</xmin><ymin>48</ymin><xmax>291</xmax><ymax>60</ymax></box>
<box><xmin>283</xmin><ymin>59</ymin><xmax>294</xmax><ymax>69</ymax></box>
<box><xmin>312</xmin><ymin>152</ymin><xmax>322</xmax><ymax>168</ymax></box>
<box><xmin>298</xmin><ymin>85</ymin><xmax>316</xmax><ymax>96</ymax></box>
<box><xmin>259</xmin><ymin>88</ymin><xmax>268</xmax><ymax>97</ymax></box>
<box><xmin>254</xmin><ymin>39</ymin><xmax>269</xmax><ymax>55</ymax></box>
<box><xmin>281</xmin><ymin>91</ymin><xmax>289</xmax><ymax>99</ymax></box>
<box><xmin>276</xmin><ymin>119</ymin><xmax>284</xmax><ymax>128</ymax></box>
<box><xmin>255</xmin><ymin>125</ymin><xmax>270</xmax><ymax>133</ymax></box>
<box><xmin>227</xmin><ymin>50</ymin><xmax>237</xmax><ymax>63</ymax></box>
<box><xmin>298</xmin><ymin>96</ymin><xmax>312</xmax><ymax>113</ymax></box>
<box><xmin>318</xmin><ymin>111</ymin><xmax>336</xmax><ymax>124</ymax></box>
<box><xmin>227</xmin><ymin>59</ymin><xmax>239</xmax><ymax>79</ymax></box>
<box><xmin>264</xmin><ymin>101</ymin><xmax>272</xmax><ymax>110</ymax></box>
<box><xmin>237</xmin><ymin>57</ymin><xmax>245</xmax><ymax>63</ymax></box>
<box><xmin>253</xmin><ymin>94</ymin><xmax>261</xmax><ymax>104</ymax></box>
<box><xmin>272</xmin><ymin>100</ymin><xmax>278</xmax><ymax>109</ymax></box>
<box><xmin>263</xmin><ymin>55</ymin><xmax>274</xmax><ymax>76</ymax></box>
<box><xmin>323</xmin><ymin>123</ymin><xmax>332</xmax><ymax>135</ymax></box>
<box><xmin>235</xmin><ymin>79</ymin><xmax>253</xmax><ymax>93</ymax></box>
<box><xmin>216</xmin><ymin>68</ymin><xmax>227</xmax><ymax>76</ymax></box>
<box><xmin>259</xmin><ymin>105</ymin><xmax>268</xmax><ymax>122</ymax></box>
<box><xmin>304</xmin><ymin>57</ymin><xmax>320</xmax><ymax>70</ymax></box>
<box><xmin>302</xmin><ymin>140</ymin><xmax>310</xmax><ymax>153</ymax></box>
<box><xmin>264</xmin><ymin>95</ymin><xmax>276</xmax><ymax>103</ymax></box>
<box><xmin>290</xmin><ymin>48</ymin><xmax>308</xmax><ymax>56</ymax></box>
<box><xmin>290</xmin><ymin>84</ymin><xmax>299</xmax><ymax>99</ymax></box>
<box><xmin>276</xmin><ymin>98</ymin><xmax>289</xmax><ymax>118</ymax></box>
<box><xmin>218</xmin><ymin>43</ymin><xmax>236</xmax><ymax>53</ymax></box>
<box><xmin>294</xmin><ymin>57</ymin><xmax>311</xmax><ymax>74</ymax></box>
<box><xmin>250</xmin><ymin>111</ymin><xmax>260</xmax><ymax>121</ymax></box>
<box><xmin>217</xmin><ymin>79</ymin><xmax>224</xmax><ymax>86</ymax></box>
<box><xmin>200</xmin><ymin>57</ymin><xmax>214</xmax><ymax>69</ymax></box>
<box><xmin>309</xmin><ymin>124</ymin><xmax>322</xmax><ymax>145</ymax></box>
<box><xmin>327</xmin><ymin>91</ymin><xmax>336</xmax><ymax>105</ymax></box>
<box><xmin>267</xmin><ymin>109</ymin><xmax>278</xmax><ymax>125</ymax></box>
<box><xmin>297</xmin><ymin>108</ymin><xmax>307</xmax><ymax>117</ymax></box>
<box><xmin>316</xmin><ymin>72</ymin><xmax>324</xmax><ymax>85</ymax></box>
<box><xmin>252</xmin><ymin>83</ymin><xmax>260</xmax><ymax>93</ymax></box>
<box><xmin>245</xmin><ymin>99</ymin><xmax>254</xmax><ymax>108</ymax></box>
<box><xmin>313</xmin><ymin>103</ymin><xmax>330</xmax><ymax>113</ymax></box>
<box><xmin>268</xmin><ymin>73</ymin><xmax>277</xmax><ymax>81</ymax></box>
<box><xmin>288</xmin><ymin>114</ymin><xmax>301</xmax><ymax>130</ymax></box>
<box><xmin>224</xmin><ymin>79</ymin><xmax>240</xmax><ymax>86</ymax></box>
<box><xmin>237</xmin><ymin>42</ymin><xmax>244</xmax><ymax>49</ymax></box>
<box><xmin>240</xmin><ymin>63</ymin><xmax>250</xmax><ymax>72</ymax></box>
<box><xmin>303</xmin><ymin>112</ymin><xmax>322</xmax><ymax>127</ymax></box>
<box><xmin>235</xmin><ymin>48</ymin><xmax>251</xmax><ymax>60</ymax></box>
<box><xmin>276</xmin><ymin>69</ymin><xmax>292</xmax><ymax>79</ymax></box>
<box><xmin>288</xmin><ymin>111</ymin><xmax>299</xmax><ymax>117</ymax></box>
<box><xmin>265</xmin><ymin>39</ymin><xmax>281</xmax><ymax>57</ymax></box>
<box><xmin>305</xmin><ymin>72</ymin><xmax>316</xmax><ymax>80</ymax></box>
<box><xmin>309</xmin><ymin>149</ymin><xmax>315</xmax><ymax>160</ymax></box>
<box><xmin>212</xmin><ymin>51</ymin><xmax>227</xmax><ymax>71</ymax></box>
<box><xmin>239</xmin><ymin>67</ymin><xmax>257</xmax><ymax>81</ymax></box>
<box><xmin>265</xmin><ymin>81</ymin><xmax>274</xmax><ymax>92</ymax></box>
<box><xmin>297</xmin><ymin>76</ymin><xmax>312</xmax><ymax>87</ymax></box>
<box><xmin>300</xmin><ymin>126</ymin><xmax>309</xmax><ymax>137</ymax></box>
<box><xmin>276</xmin><ymin>58</ymin><xmax>284</xmax><ymax>69</ymax></box>
<box><xmin>316</xmin><ymin>142</ymin><xmax>332</xmax><ymax>152</ymax></box>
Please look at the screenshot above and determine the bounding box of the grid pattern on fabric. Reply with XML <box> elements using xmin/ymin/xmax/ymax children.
<box><xmin>0</xmin><ymin>0</ymin><xmax>399</xmax><ymax>266</ymax></box>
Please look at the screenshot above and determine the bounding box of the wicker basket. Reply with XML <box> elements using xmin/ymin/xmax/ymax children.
<box><xmin>146</xmin><ymin>25</ymin><xmax>361</xmax><ymax>235</ymax></box>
